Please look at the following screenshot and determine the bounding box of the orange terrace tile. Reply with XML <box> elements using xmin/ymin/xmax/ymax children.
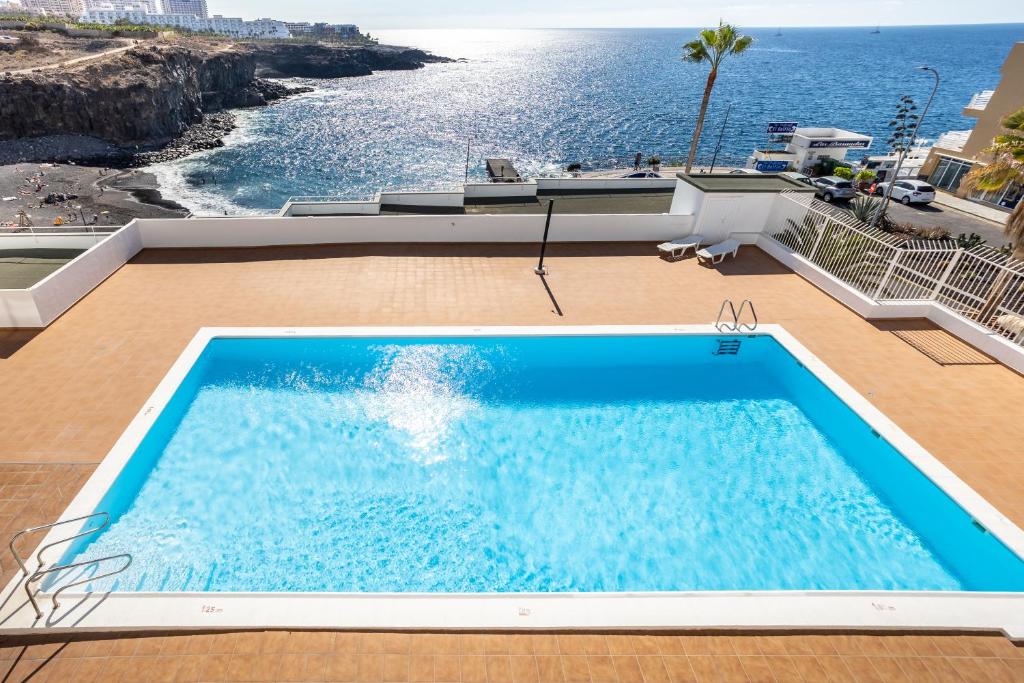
<box><xmin>0</xmin><ymin>243</ymin><xmax>1023</xmax><ymax>678</ymax></box>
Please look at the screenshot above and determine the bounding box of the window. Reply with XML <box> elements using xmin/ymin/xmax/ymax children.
<box><xmin>930</xmin><ymin>156</ymin><xmax>973</xmax><ymax>191</ymax></box>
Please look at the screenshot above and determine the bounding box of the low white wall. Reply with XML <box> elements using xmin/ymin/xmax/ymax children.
<box><xmin>378</xmin><ymin>191</ymin><xmax>464</xmax><ymax>208</ymax></box>
<box><xmin>0</xmin><ymin>224</ymin><xmax>143</xmax><ymax>328</ymax></box>
<box><xmin>31</xmin><ymin>224</ymin><xmax>143</xmax><ymax>327</ymax></box>
<box><xmin>536</xmin><ymin>177</ymin><xmax>677</xmax><ymax>192</ymax></box>
<box><xmin>669</xmin><ymin>179</ymin><xmax>703</xmax><ymax>215</ymax></box>
<box><xmin>135</xmin><ymin>213</ymin><xmax>696</xmax><ymax>249</ymax></box>
<box><xmin>280</xmin><ymin>201</ymin><xmax>380</xmax><ymax>217</ymax></box>
<box><xmin>464</xmin><ymin>181</ymin><xmax>538</xmax><ymax>201</ymax></box>
<box><xmin>0</xmin><ymin>233</ymin><xmax>109</xmax><ymax>250</ymax></box>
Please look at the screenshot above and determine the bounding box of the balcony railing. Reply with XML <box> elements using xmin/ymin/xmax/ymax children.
<box><xmin>966</xmin><ymin>90</ymin><xmax>995</xmax><ymax>111</ymax></box>
<box><xmin>767</xmin><ymin>191</ymin><xmax>1024</xmax><ymax>346</ymax></box>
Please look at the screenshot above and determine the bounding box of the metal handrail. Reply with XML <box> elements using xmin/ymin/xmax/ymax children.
<box><xmin>24</xmin><ymin>553</ymin><xmax>132</xmax><ymax>619</ymax></box>
<box><xmin>735</xmin><ymin>299</ymin><xmax>759</xmax><ymax>331</ymax></box>
<box><xmin>715</xmin><ymin>299</ymin><xmax>758</xmax><ymax>332</ymax></box>
<box><xmin>715</xmin><ymin>299</ymin><xmax>740</xmax><ymax>331</ymax></box>
<box><xmin>8</xmin><ymin>512</ymin><xmax>110</xmax><ymax>578</ymax></box>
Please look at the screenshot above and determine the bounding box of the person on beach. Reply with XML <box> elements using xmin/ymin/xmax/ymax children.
<box><xmin>634</xmin><ymin>152</ymin><xmax>642</xmax><ymax>171</ymax></box>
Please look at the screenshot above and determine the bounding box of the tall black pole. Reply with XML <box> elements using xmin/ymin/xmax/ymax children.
<box><xmin>709</xmin><ymin>102</ymin><xmax>732</xmax><ymax>173</ymax></box>
<box><xmin>535</xmin><ymin>199</ymin><xmax>555</xmax><ymax>275</ymax></box>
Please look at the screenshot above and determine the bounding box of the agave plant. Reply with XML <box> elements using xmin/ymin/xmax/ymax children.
<box><xmin>847</xmin><ymin>196</ymin><xmax>882</xmax><ymax>225</ymax></box>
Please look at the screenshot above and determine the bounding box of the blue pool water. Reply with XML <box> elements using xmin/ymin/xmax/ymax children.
<box><xmin>64</xmin><ymin>335</ymin><xmax>1024</xmax><ymax>593</ymax></box>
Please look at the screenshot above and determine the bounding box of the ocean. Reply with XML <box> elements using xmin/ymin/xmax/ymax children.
<box><xmin>149</xmin><ymin>24</ymin><xmax>1024</xmax><ymax>214</ymax></box>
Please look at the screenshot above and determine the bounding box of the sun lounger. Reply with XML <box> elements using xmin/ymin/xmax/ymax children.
<box><xmin>656</xmin><ymin>234</ymin><xmax>704</xmax><ymax>259</ymax></box>
<box><xmin>696</xmin><ymin>238</ymin><xmax>740</xmax><ymax>265</ymax></box>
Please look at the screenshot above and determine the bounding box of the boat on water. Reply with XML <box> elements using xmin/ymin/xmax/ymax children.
<box><xmin>871</xmin><ymin>25</ymin><xmax>881</xmax><ymax>34</ymax></box>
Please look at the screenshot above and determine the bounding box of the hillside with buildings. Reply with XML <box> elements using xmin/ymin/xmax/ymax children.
<box><xmin>3</xmin><ymin>0</ymin><xmax>361</xmax><ymax>40</ymax></box>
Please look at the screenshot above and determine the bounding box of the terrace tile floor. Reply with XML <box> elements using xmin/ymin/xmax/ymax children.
<box><xmin>0</xmin><ymin>242</ymin><xmax>1022</xmax><ymax>678</ymax></box>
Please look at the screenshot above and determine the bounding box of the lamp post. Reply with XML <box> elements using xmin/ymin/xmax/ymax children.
<box><xmin>870</xmin><ymin>66</ymin><xmax>940</xmax><ymax>227</ymax></box>
<box><xmin>709</xmin><ymin>101</ymin><xmax>733</xmax><ymax>173</ymax></box>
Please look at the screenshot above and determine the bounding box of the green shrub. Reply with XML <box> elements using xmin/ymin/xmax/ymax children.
<box><xmin>833</xmin><ymin>166</ymin><xmax>854</xmax><ymax>180</ymax></box>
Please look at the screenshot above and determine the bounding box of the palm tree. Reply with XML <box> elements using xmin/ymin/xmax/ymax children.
<box><xmin>959</xmin><ymin>107</ymin><xmax>1024</xmax><ymax>323</ymax></box>
<box><xmin>961</xmin><ymin>106</ymin><xmax>1024</xmax><ymax>258</ymax></box>
<box><xmin>681</xmin><ymin>22</ymin><xmax>753</xmax><ymax>174</ymax></box>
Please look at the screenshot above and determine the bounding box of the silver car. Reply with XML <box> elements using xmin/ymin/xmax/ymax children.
<box><xmin>812</xmin><ymin>176</ymin><xmax>857</xmax><ymax>202</ymax></box>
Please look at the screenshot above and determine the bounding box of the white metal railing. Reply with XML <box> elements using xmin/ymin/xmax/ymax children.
<box><xmin>966</xmin><ymin>90</ymin><xmax>995</xmax><ymax>111</ymax></box>
<box><xmin>767</xmin><ymin>191</ymin><xmax>1024</xmax><ymax>346</ymax></box>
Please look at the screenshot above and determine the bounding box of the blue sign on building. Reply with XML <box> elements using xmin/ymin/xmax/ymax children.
<box><xmin>766</xmin><ymin>121</ymin><xmax>799</xmax><ymax>134</ymax></box>
<box><xmin>755</xmin><ymin>160</ymin><xmax>790</xmax><ymax>173</ymax></box>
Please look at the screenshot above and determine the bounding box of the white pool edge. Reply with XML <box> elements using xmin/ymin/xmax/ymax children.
<box><xmin>3</xmin><ymin>324</ymin><xmax>1023</xmax><ymax>639</ymax></box>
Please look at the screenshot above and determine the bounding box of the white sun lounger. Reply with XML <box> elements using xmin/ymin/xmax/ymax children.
<box><xmin>696</xmin><ymin>238</ymin><xmax>740</xmax><ymax>265</ymax></box>
<box><xmin>656</xmin><ymin>234</ymin><xmax>704</xmax><ymax>259</ymax></box>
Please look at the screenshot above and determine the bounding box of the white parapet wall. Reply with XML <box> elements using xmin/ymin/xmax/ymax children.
<box><xmin>135</xmin><ymin>212</ymin><xmax>696</xmax><ymax>249</ymax></box>
<box><xmin>0</xmin><ymin>226</ymin><xmax>143</xmax><ymax>328</ymax></box>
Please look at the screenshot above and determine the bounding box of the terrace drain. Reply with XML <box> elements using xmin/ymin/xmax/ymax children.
<box><xmin>713</xmin><ymin>339</ymin><xmax>741</xmax><ymax>356</ymax></box>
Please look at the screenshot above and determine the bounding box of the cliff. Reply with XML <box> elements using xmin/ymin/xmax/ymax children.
<box><xmin>0</xmin><ymin>42</ymin><xmax>448</xmax><ymax>156</ymax></box>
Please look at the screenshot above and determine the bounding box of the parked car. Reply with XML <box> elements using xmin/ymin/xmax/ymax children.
<box><xmin>780</xmin><ymin>171</ymin><xmax>812</xmax><ymax>186</ymax></box>
<box><xmin>729</xmin><ymin>168</ymin><xmax>763</xmax><ymax>174</ymax></box>
<box><xmin>622</xmin><ymin>172</ymin><xmax>662</xmax><ymax>178</ymax></box>
<box><xmin>812</xmin><ymin>176</ymin><xmax>857</xmax><ymax>202</ymax></box>
<box><xmin>874</xmin><ymin>179</ymin><xmax>936</xmax><ymax>205</ymax></box>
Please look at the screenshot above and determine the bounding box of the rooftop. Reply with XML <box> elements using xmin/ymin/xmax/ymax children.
<box><xmin>1</xmin><ymin>239</ymin><xmax>1023</xmax><ymax>667</ymax></box>
<box><xmin>675</xmin><ymin>173</ymin><xmax>813</xmax><ymax>193</ymax></box>
<box><xmin>0</xmin><ymin>248</ymin><xmax>84</xmax><ymax>288</ymax></box>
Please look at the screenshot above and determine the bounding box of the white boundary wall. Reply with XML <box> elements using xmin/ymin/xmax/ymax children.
<box><xmin>0</xmin><ymin>226</ymin><xmax>143</xmax><ymax>328</ymax></box>
<box><xmin>135</xmin><ymin>213</ymin><xmax>694</xmax><ymax>249</ymax></box>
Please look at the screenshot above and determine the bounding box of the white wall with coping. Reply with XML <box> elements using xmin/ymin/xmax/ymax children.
<box><xmin>378</xmin><ymin>191</ymin><xmax>465</xmax><ymax>208</ymax></box>
<box><xmin>30</xmin><ymin>225</ymin><xmax>143</xmax><ymax>328</ymax></box>
<box><xmin>0</xmin><ymin>226</ymin><xmax>143</xmax><ymax>328</ymax></box>
<box><xmin>670</xmin><ymin>180</ymin><xmax>782</xmax><ymax>244</ymax></box>
<box><xmin>536</xmin><ymin>177</ymin><xmax>677</xmax><ymax>192</ymax></box>
<box><xmin>0</xmin><ymin>233</ymin><xmax>110</xmax><ymax>250</ymax></box>
<box><xmin>135</xmin><ymin>213</ymin><xmax>695</xmax><ymax>249</ymax></box>
<box><xmin>464</xmin><ymin>180</ymin><xmax>538</xmax><ymax>200</ymax></box>
<box><xmin>279</xmin><ymin>200</ymin><xmax>381</xmax><ymax>217</ymax></box>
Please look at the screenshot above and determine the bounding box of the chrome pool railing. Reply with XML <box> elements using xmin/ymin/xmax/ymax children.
<box><xmin>6</xmin><ymin>512</ymin><xmax>131</xmax><ymax>620</ymax></box>
<box><xmin>715</xmin><ymin>299</ymin><xmax>758</xmax><ymax>332</ymax></box>
<box><xmin>7</xmin><ymin>512</ymin><xmax>110</xmax><ymax>578</ymax></box>
<box><xmin>25</xmin><ymin>553</ymin><xmax>133</xmax><ymax>618</ymax></box>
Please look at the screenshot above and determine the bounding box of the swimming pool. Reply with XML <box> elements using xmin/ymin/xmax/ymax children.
<box><xmin>13</xmin><ymin>326</ymin><xmax>1024</xmax><ymax>633</ymax></box>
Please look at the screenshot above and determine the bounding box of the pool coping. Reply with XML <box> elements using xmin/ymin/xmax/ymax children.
<box><xmin>2</xmin><ymin>324</ymin><xmax>1023</xmax><ymax>639</ymax></box>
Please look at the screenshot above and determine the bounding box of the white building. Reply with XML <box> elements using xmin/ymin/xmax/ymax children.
<box><xmin>84</xmin><ymin>0</ymin><xmax>159</xmax><ymax>12</ymax></box>
<box><xmin>21</xmin><ymin>0</ymin><xmax>84</xmax><ymax>16</ymax></box>
<box><xmin>161</xmin><ymin>0</ymin><xmax>205</xmax><ymax>18</ymax></box>
<box><xmin>80</xmin><ymin>9</ymin><xmax>290</xmax><ymax>38</ymax></box>
<box><xmin>746</xmin><ymin>126</ymin><xmax>873</xmax><ymax>174</ymax></box>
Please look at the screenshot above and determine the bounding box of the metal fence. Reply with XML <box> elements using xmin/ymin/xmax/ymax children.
<box><xmin>766</xmin><ymin>191</ymin><xmax>1024</xmax><ymax>346</ymax></box>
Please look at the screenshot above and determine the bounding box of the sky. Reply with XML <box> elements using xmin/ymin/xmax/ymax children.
<box><xmin>211</xmin><ymin>0</ymin><xmax>1024</xmax><ymax>29</ymax></box>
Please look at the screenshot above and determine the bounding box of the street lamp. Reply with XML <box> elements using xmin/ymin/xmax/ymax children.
<box><xmin>870</xmin><ymin>65</ymin><xmax>940</xmax><ymax>227</ymax></box>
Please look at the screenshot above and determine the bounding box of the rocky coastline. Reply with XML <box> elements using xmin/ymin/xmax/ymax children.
<box><xmin>0</xmin><ymin>42</ymin><xmax>449</xmax><ymax>168</ymax></box>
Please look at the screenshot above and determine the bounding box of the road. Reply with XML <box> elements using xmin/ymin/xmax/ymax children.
<box><xmin>8</xmin><ymin>41</ymin><xmax>137</xmax><ymax>76</ymax></box>
<box><xmin>884</xmin><ymin>200</ymin><xmax>1009</xmax><ymax>249</ymax></box>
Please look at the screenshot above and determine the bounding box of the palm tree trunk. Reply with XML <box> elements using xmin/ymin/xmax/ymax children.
<box><xmin>685</xmin><ymin>68</ymin><xmax>717</xmax><ymax>174</ymax></box>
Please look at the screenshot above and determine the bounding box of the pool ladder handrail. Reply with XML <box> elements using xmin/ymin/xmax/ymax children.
<box><xmin>8</xmin><ymin>512</ymin><xmax>110</xmax><ymax>579</ymax></box>
<box><xmin>715</xmin><ymin>299</ymin><xmax>758</xmax><ymax>332</ymax></box>
<box><xmin>7</xmin><ymin>512</ymin><xmax>132</xmax><ymax>619</ymax></box>
<box><xmin>24</xmin><ymin>553</ymin><xmax>133</xmax><ymax>619</ymax></box>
